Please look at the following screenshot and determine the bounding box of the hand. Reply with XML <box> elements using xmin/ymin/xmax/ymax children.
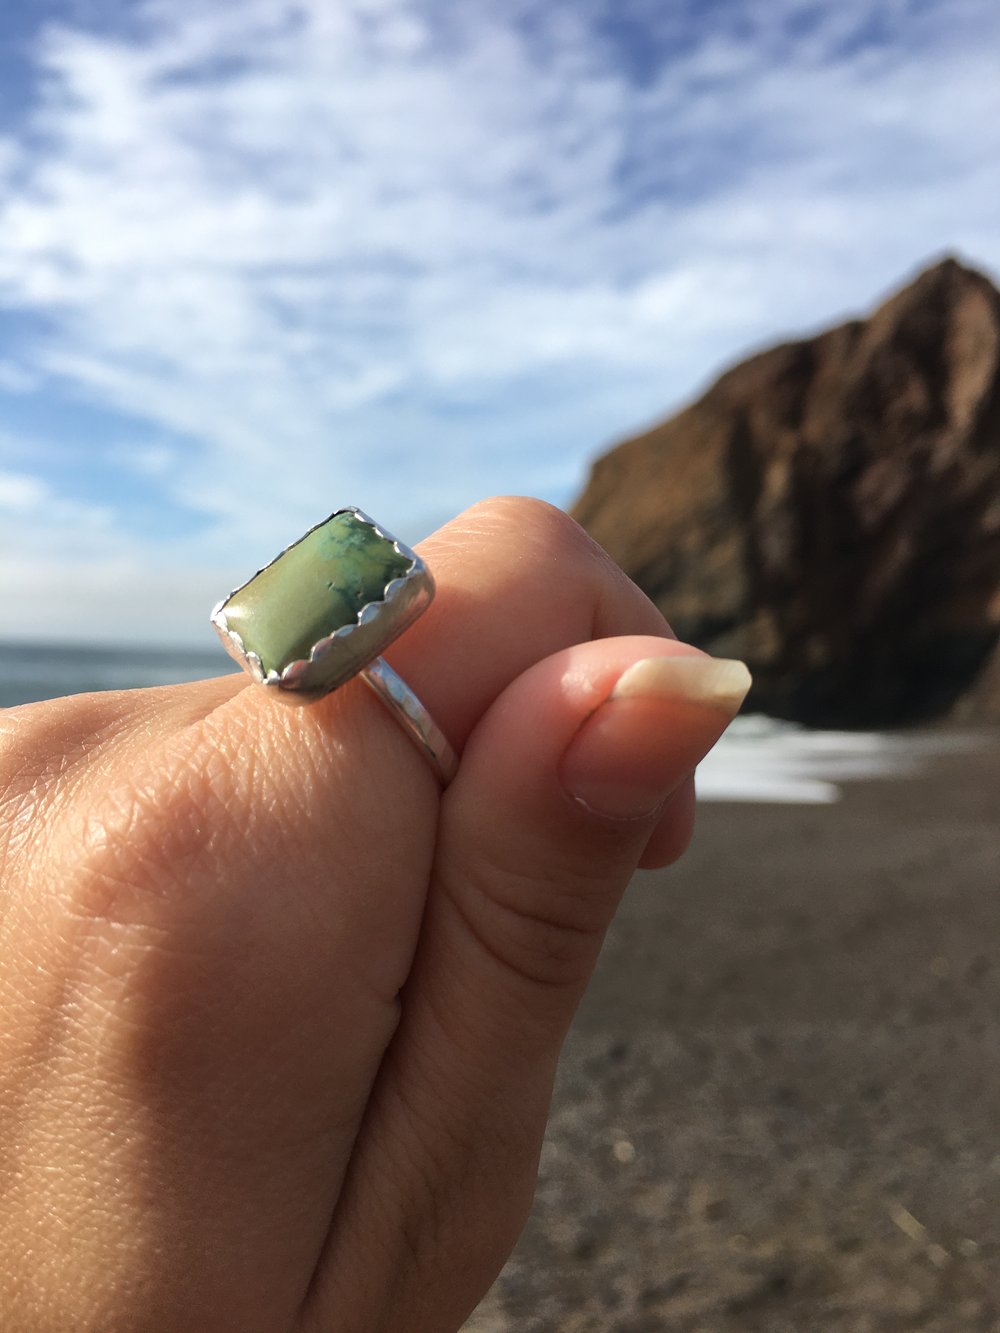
<box><xmin>0</xmin><ymin>498</ymin><xmax>749</xmax><ymax>1333</ymax></box>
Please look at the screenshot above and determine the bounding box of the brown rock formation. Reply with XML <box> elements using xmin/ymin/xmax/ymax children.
<box><xmin>572</xmin><ymin>257</ymin><xmax>1000</xmax><ymax>726</ymax></box>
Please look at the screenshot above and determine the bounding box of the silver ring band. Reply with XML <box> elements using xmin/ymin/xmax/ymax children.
<box><xmin>360</xmin><ymin>657</ymin><xmax>458</xmax><ymax>786</ymax></box>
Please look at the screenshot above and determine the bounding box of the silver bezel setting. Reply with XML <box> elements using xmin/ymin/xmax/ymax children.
<box><xmin>210</xmin><ymin>507</ymin><xmax>434</xmax><ymax>702</ymax></box>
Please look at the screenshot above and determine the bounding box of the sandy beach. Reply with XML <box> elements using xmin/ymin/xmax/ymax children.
<box><xmin>465</xmin><ymin>729</ymin><xmax>1000</xmax><ymax>1331</ymax></box>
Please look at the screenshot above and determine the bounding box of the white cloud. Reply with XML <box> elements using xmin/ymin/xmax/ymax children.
<box><xmin>0</xmin><ymin>466</ymin><xmax>113</xmax><ymax>546</ymax></box>
<box><xmin>0</xmin><ymin>554</ymin><xmax>226</xmax><ymax>647</ymax></box>
<box><xmin>110</xmin><ymin>441</ymin><xmax>180</xmax><ymax>478</ymax></box>
<box><xmin>0</xmin><ymin>471</ymin><xmax>49</xmax><ymax>512</ymax></box>
<box><xmin>0</xmin><ymin>0</ymin><xmax>998</xmax><ymax>641</ymax></box>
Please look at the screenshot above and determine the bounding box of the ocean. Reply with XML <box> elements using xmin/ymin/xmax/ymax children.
<box><xmin>0</xmin><ymin>640</ymin><xmax>982</xmax><ymax>804</ymax></box>
<box><xmin>0</xmin><ymin>639</ymin><xmax>237</xmax><ymax>709</ymax></box>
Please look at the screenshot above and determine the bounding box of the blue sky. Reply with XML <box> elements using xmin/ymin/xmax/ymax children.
<box><xmin>0</xmin><ymin>0</ymin><xmax>998</xmax><ymax>646</ymax></box>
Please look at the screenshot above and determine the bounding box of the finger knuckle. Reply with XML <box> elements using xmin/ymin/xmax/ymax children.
<box><xmin>66</xmin><ymin>738</ymin><xmax>228</xmax><ymax>936</ymax></box>
<box><xmin>467</xmin><ymin>495</ymin><xmax>666</xmax><ymax>639</ymax></box>
<box><xmin>0</xmin><ymin>697</ymin><xmax>116</xmax><ymax>871</ymax></box>
<box><xmin>469</xmin><ymin>494</ymin><xmax>594</xmax><ymax>560</ymax></box>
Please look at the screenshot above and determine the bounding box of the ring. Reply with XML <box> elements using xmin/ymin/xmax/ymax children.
<box><xmin>210</xmin><ymin>508</ymin><xmax>459</xmax><ymax>786</ymax></box>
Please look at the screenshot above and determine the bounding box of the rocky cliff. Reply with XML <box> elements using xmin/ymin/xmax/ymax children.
<box><xmin>572</xmin><ymin>257</ymin><xmax>1000</xmax><ymax>726</ymax></box>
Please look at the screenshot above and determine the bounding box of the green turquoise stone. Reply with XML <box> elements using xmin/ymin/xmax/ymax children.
<box><xmin>221</xmin><ymin>511</ymin><xmax>412</xmax><ymax>675</ymax></box>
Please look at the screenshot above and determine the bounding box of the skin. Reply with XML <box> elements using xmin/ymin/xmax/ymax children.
<box><xmin>0</xmin><ymin>497</ymin><xmax>741</xmax><ymax>1333</ymax></box>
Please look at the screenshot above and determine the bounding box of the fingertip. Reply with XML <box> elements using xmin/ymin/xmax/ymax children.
<box><xmin>556</xmin><ymin>684</ymin><xmax>741</xmax><ymax>828</ymax></box>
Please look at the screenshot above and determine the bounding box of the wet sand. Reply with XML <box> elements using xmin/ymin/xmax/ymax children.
<box><xmin>465</xmin><ymin>730</ymin><xmax>1000</xmax><ymax>1331</ymax></box>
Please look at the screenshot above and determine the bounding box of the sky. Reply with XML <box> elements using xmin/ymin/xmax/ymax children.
<box><xmin>0</xmin><ymin>0</ymin><xmax>998</xmax><ymax>647</ymax></box>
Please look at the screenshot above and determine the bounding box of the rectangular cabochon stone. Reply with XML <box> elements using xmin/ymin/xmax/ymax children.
<box><xmin>221</xmin><ymin>511</ymin><xmax>413</xmax><ymax>674</ymax></box>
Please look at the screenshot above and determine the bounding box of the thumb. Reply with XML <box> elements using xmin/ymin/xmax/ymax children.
<box><xmin>424</xmin><ymin>633</ymin><xmax>750</xmax><ymax>1041</ymax></box>
<box><xmin>311</xmin><ymin>636</ymin><xmax>750</xmax><ymax>1331</ymax></box>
